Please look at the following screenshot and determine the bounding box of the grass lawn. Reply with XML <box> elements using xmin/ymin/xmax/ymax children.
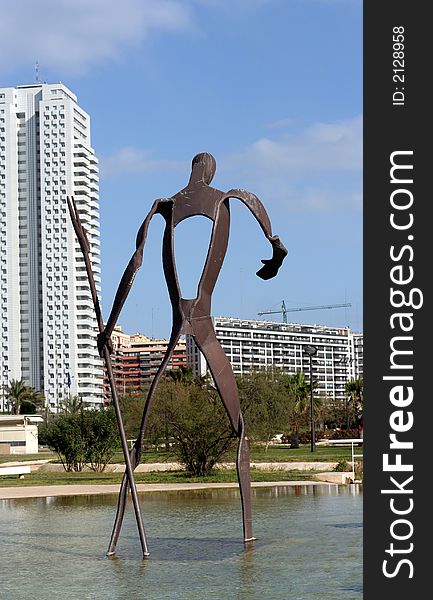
<box><xmin>119</xmin><ymin>443</ymin><xmax>356</xmax><ymax>464</ymax></box>
<box><xmin>0</xmin><ymin>468</ymin><xmax>316</xmax><ymax>488</ymax></box>
<box><xmin>227</xmin><ymin>444</ymin><xmax>356</xmax><ymax>463</ymax></box>
<box><xmin>0</xmin><ymin>451</ymin><xmax>56</xmax><ymax>464</ymax></box>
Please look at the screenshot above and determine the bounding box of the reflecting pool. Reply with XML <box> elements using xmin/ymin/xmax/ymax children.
<box><xmin>0</xmin><ymin>485</ymin><xmax>362</xmax><ymax>600</ymax></box>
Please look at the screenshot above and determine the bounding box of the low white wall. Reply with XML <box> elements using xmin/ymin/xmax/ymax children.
<box><xmin>0</xmin><ymin>424</ymin><xmax>39</xmax><ymax>454</ymax></box>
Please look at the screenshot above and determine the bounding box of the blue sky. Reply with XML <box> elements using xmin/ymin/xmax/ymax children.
<box><xmin>1</xmin><ymin>0</ymin><xmax>362</xmax><ymax>338</ymax></box>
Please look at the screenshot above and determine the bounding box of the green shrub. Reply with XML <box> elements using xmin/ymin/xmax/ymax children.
<box><xmin>281</xmin><ymin>430</ymin><xmax>325</xmax><ymax>446</ymax></box>
<box><xmin>151</xmin><ymin>380</ymin><xmax>236</xmax><ymax>476</ymax></box>
<box><xmin>334</xmin><ymin>460</ymin><xmax>350</xmax><ymax>472</ymax></box>
<box><xmin>40</xmin><ymin>407</ymin><xmax>118</xmax><ymax>472</ymax></box>
<box><xmin>329</xmin><ymin>428</ymin><xmax>359</xmax><ymax>440</ymax></box>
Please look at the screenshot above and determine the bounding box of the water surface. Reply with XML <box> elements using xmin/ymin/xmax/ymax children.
<box><xmin>0</xmin><ymin>485</ymin><xmax>362</xmax><ymax>599</ymax></box>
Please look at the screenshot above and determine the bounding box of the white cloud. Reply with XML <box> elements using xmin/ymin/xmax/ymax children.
<box><xmin>224</xmin><ymin>176</ymin><xmax>362</xmax><ymax>214</ymax></box>
<box><xmin>267</xmin><ymin>117</ymin><xmax>295</xmax><ymax>130</ymax></box>
<box><xmin>227</xmin><ymin>115</ymin><xmax>362</xmax><ymax>175</ymax></box>
<box><xmin>100</xmin><ymin>147</ymin><xmax>187</xmax><ymax>178</ymax></box>
<box><xmin>101</xmin><ymin>116</ymin><xmax>362</xmax><ymax>212</ymax></box>
<box><xmin>0</xmin><ymin>0</ymin><xmax>193</xmax><ymax>74</ymax></box>
<box><xmin>218</xmin><ymin>115</ymin><xmax>362</xmax><ymax>212</ymax></box>
<box><xmin>292</xmin><ymin>187</ymin><xmax>362</xmax><ymax>212</ymax></box>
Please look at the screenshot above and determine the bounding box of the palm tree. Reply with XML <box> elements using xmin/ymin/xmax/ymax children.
<box><xmin>61</xmin><ymin>395</ymin><xmax>83</xmax><ymax>415</ymax></box>
<box><xmin>286</xmin><ymin>371</ymin><xmax>321</xmax><ymax>447</ymax></box>
<box><xmin>3</xmin><ymin>379</ymin><xmax>32</xmax><ymax>414</ymax></box>
<box><xmin>345</xmin><ymin>377</ymin><xmax>363</xmax><ymax>437</ymax></box>
<box><xmin>20</xmin><ymin>388</ymin><xmax>45</xmax><ymax>414</ymax></box>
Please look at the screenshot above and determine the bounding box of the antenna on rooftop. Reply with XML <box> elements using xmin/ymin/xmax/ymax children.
<box><xmin>35</xmin><ymin>60</ymin><xmax>40</xmax><ymax>83</ymax></box>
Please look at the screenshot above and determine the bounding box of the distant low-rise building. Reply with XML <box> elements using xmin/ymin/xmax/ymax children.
<box><xmin>186</xmin><ymin>317</ymin><xmax>363</xmax><ymax>402</ymax></box>
<box><xmin>0</xmin><ymin>415</ymin><xmax>44</xmax><ymax>455</ymax></box>
<box><xmin>104</xmin><ymin>326</ymin><xmax>187</xmax><ymax>398</ymax></box>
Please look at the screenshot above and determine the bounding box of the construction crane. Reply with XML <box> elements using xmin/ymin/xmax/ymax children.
<box><xmin>258</xmin><ymin>300</ymin><xmax>352</xmax><ymax>323</ymax></box>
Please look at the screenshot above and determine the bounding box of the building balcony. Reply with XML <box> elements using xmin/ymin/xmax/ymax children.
<box><xmin>73</xmin><ymin>184</ymin><xmax>91</xmax><ymax>194</ymax></box>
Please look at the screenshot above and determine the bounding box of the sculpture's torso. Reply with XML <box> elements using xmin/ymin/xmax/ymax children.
<box><xmin>159</xmin><ymin>183</ymin><xmax>230</xmax><ymax>331</ymax></box>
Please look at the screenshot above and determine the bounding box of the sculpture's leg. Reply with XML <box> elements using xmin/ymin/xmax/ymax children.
<box><xmin>106</xmin><ymin>442</ymin><xmax>140</xmax><ymax>557</ymax></box>
<box><xmin>236</xmin><ymin>411</ymin><xmax>254</xmax><ymax>542</ymax></box>
<box><xmin>67</xmin><ymin>196</ymin><xmax>149</xmax><ymax>557</ymax></box>
<box><xmin>104</xmin><ymin>348</ymin><xmax>149</xmax><ymax>558</ymax></box>
<box><xmin>107</xmin><ymin>322</ymin><xmax>183</xmax><ymax>556</ymax></box>
<box><xmin>193</xmin><ymin>319</ymin><xmax>254</xmax><ymax>543</ymax></box>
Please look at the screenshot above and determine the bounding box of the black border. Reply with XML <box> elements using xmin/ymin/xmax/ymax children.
<box><xmin>364</xmin><ymin>3</ymin><xmax>429</xmax><ymax>596</ymax></box>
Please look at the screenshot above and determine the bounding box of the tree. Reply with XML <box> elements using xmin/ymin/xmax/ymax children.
<box><xmin>40</xmin><ymin>413</ymin><xmax>87</xmax><ymax>472</ymax></box>
<box><xmin>285</xmin><ymin>371</ymin><xmax>321</xmax><ymax>448</ymax></box>
<box><xmin>168</xmin><ymin>365</ymin><xmax>196</xmax><ymax>385</ymax></box>
<box><xmin>345</xmin><ymin>377</ymin><xmax>364</xmax><ymax>437</ymax></box>
<box><xmin>81</xmin><ymin>408</ymin><xmax>119</xmax><ymax>472</ymax></box>
<box><xmin>40</xmin><ymin>407</ymin><xmax>118</xmax><ymax>472</ymax></box>
<box><xmin>61</xmin><ymin>395</ymin><xmax>84</xmax><ymax>415</ymax></box>
<box><xmin>321</xmin><ymin>398</ymin><xmax>347</xmax><ymax>431</ymax></box>
<box><xmin>237</xmin><ymin>369</ymin><xmax>291</xmax><ymax>450</ymax></box>
<box><xmin>150</xmin><ymin>377</ymin><xmax>236</xmax><ymax>476</ymax></box>
<box><xmin>119</xmin><ymin>393</ymin><xmax>146</xmax><ymax>441</ymax></box>
<box><xmin>2</xmin><ymin>379</ymin><xmax>44</xmax><ymax>415</ymax></box>
<box><xmin>20</xmin><ymin>388</ymin><xmax>45</xmax><ymax>414</ymax></box>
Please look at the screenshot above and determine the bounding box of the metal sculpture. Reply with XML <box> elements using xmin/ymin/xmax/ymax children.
<box><xmin>68</xmin><ymin>152</ymin><xmax>287</xmax><ymax>558</ymax></box>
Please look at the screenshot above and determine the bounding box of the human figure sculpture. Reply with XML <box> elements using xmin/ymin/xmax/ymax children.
<box><xmin>69</xmin><ymin>152</ymin><xmax>287</xmax><ymax>558</ymax></box>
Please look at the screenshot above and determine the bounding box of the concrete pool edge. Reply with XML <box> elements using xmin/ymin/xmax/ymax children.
<box><xmin>0</xmin><ymin>480</ymin><xmax>349</xmax><ymax>500</ymax></box>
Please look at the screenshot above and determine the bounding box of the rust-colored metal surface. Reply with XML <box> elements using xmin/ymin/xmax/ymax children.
<box><xmin>68</xmin><ymin>152</ymin><xmax>287</xmax><ymax>558</ymax></box>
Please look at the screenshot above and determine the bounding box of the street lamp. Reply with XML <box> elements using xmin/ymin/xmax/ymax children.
<box><xmin>303</xmin><ymin>344</ymin><xmax>317</xmax><ymax>452</ymax></box>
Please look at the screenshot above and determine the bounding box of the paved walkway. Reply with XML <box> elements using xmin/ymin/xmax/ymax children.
<box><xmin>0</xmin><ymin>459</ymin><xmax>344</xmax><ymax>500</ymax></box>
<box><xmin>1</xmin><ymin>460</ymin><xmax>338</xmax><ymax>473</ymax></box>
<box><xmin>0</xmin><ymin>480</ymin><xmax>337</xmax><ymax>501</ymax></box>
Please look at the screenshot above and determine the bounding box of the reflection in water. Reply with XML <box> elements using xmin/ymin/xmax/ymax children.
<box><xmin>0</xmin><ymin>485</ymin><xmax>362</xmax><ymax>599</ymax></box>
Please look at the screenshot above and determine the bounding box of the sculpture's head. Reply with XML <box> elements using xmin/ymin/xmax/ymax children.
<box><xmin>190</xmin><ymin>152</ymin><xmax>216</xmax><ymax>185</ymax></box>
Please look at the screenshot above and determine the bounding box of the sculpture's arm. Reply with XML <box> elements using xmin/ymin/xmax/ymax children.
<box><xmin>97</xmin><ymin>199</ymin><xmax>165</xmax><ymax>355</ymax></box>
<box><xmin>226</xmin><ymin>189</ymin><xmax>288</xmax><ymax>280</ymax></box>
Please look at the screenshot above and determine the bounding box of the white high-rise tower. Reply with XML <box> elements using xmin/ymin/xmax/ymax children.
<box><xmin>0</xmin><ymin>83</ymin><xmax>103</xmax><ymax>411</ymax></box>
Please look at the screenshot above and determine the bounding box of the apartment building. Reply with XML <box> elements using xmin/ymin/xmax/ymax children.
<box><xmin>105</xmin><ymin>326</ymin><xmax>187</xmax><ymax>397</ymax></box>
<box><xmin>0</xmin><ymin>83</ymin><xmax>103</xmax><ymax>410</ymax></box>
<box><xmin>187</xmin><ymin>317</ymin><xmax>363</xmax><ymax>402</ymax></box>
